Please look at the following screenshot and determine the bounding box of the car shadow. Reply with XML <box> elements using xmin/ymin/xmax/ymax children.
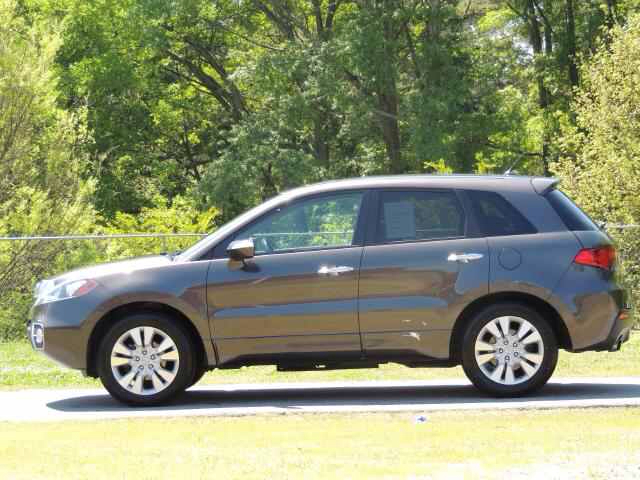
<box><xmin>46</xmin><ymin>380</ymin><xmax>640</xmax><ymax>414</ymax></box>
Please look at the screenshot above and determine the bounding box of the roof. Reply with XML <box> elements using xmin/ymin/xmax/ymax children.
<box><xmin>280</xmin><ymin>174</ymin><xmax>559</xmax><ymax>199</ymax></box>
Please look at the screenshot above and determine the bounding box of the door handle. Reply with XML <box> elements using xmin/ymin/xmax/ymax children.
<box><xmin>318</xmin><ymin>265</ymin><xmax>355</xmax><ymax>276</ymax></box>
<box><xmin>447</xmin><ymin>253</ymin><xmax>484</xmax><ymax>263</ymax></box>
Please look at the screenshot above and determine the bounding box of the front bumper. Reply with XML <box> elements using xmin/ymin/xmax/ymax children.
<box><xmin>27</xmin><ymin>321</ymin><xmax>45</xmax><ymax>350</ymax></box>
<box><xmin>27</xmin><ymin>295</ymin><xmax>100</xmax><ymax>370</ymax></box>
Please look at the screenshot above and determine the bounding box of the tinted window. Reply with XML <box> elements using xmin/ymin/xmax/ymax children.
<box><xmin>467</xmin><ymin>190</ymin><xmax>537</xmax><ymax>237</ymax></box>
<box><xmin>239</xmin><ymin>192</ymin><xmax>363</xmax><ymax>254</ymax></box>
<box><xmin>545</xmin><ymin>189</ymin><xmax>599</xmax><ymax>231</ymax></box>
<box><xmin>377</xmin><ymin>190</ymin><xmax>464</xmax><ymax>243</ymax></box>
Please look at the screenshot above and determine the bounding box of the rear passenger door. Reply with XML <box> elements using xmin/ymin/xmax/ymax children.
<box><xmin>358</xmin><ymin>189</ymin><xmax>489</xmax><ymax>360</ymax></box>
<box><xmin>466</xmin><ymin>189</ymin><xmax>582</xmax><ymax>309</ymax></box>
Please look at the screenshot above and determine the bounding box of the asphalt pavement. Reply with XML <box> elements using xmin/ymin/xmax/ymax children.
<box><xmin>1</xmin><ymin>377</ymin><xmax>639</xmax><ymax>422</ymax></box>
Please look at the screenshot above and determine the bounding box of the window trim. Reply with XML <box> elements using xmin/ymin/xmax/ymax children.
<box><xmin>370</xmin><ymin>188</ymin><xmax>468</xmax><ymax>247</ymax></box>
<box><xmin>208</xmin><ymin>189</ymin><xmax>371</xmax><ymax>259</ymax></box>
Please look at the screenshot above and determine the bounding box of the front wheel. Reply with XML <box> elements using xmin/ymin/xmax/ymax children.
<box><xmin>461</xmin><ymin>303</ymin><xmax>558</xmax><ymax>397</ymax></box>
<box><xmin>97</xmin><ymin>312</ymin><xmax>195</xmax><ymax>406</ymax></box>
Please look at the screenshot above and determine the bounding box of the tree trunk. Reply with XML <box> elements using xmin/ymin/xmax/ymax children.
<box><xmin>313</xmin><ymin>120</ymin><xmax>330</xmax><ymax>165</ymax></box>
<box><xmin>378</xmin><ymin>89</ymin><xmax>403</xmax><ymax>173</ymax></box>
<box><xmin>527</xmin><ymin>0</ymin><xmax>550</xmax><ymax>174</ymax></box>
<box><xmin>605</xmin><ymin>0</ymin><xmax>618</xmax><ymax>30</ymax></box>
<box><xmin>565</xmin><ymin>0</ymin><xmax>579</xmax><ymax>88</ymax></box>
<box><xmin>378</xmin><ymin>2</ymin><xmax>403</xmax><ymax>173</ymax></box>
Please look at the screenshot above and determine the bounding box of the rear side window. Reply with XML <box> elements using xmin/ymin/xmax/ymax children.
<box><xmin>545</xmin><ymin>189</ymin><xmax>599</xmax><ymax>231</ymax></box>
<box><xmin>377</xmin><ymin>190</ymin><xmax>465</xmax><ymax>243</ymax></box>
<box><xmin>467</xmin><ymin>190</ymin><xmax>537</xmax><ymax>237</ymax></box>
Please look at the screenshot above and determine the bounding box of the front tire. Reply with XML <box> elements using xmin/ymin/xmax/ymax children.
<box><xmin>97</xmin><ymin>312</ymin><xmax>195</xmax><ymax>406</ymax></box>
<box><xmin>461</xmin><ymin>303</ymin><xmax>558</xmax><ymax>397</ymax></box>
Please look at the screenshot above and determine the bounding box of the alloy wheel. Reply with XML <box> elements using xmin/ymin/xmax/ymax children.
<box><xmin>474</xmin><ymin>316</ymin><xmax>545</xmax><ymax>385</ymax></box>
<box><xmin>110</xmin><ymin>326</ymin><xmax>180</xmax><ymax>396</ymax></box>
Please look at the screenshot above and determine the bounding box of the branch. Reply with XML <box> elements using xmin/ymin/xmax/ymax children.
<box><xmin>161</xmin><ymin>55</ymin><xmax>233</xmax><ymax>111</ymax></box>
<box><xmin>311</xmin><ymin>0</ymin><xmax>324</xmax><ymax>35</ymax></box>
<box><xmin>531</xmin><ymin>0</ymin><xmax>555</xmax><ymax>37</ymax></box>
<box><xmin>483</xmin><ymin>140</ymin><xmax>542</xmax><ymax>157</ymax></box>
<box><xmin>403</xmin><ymin>22</ymin><xmax>421</xmax><ymax>79</ymax></box>
<box><xmin>325</xmin><ymin>0</ymin><xmax>341</xmax><ymax>31</ymax></box>
<box><xmin>206</xmin><ymin>19</ymin><xmax>285</xmax><ymax>52</ymax></box>
<box><xmin>343</xmin><ymin>69</ymin><xmax>372</xmax><ymax>97</ymax></box>
<box><xmin>505</xmin><ymin>0</ymin><xmax>527</xmax><ymax>19</ymax></box>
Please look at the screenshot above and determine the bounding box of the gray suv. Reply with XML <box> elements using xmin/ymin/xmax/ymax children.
<box><xmin>28</xmin><ymin>175</ymin><xmax>633</xmax><ymax>405</ymax></box>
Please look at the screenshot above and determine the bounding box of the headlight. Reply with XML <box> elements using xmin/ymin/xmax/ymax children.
<box><xmin>38</xmin><ymin>279</ymin><xmax>98</xmax><ymax>303</ymax></box>
<box><xmin>33</xmin><ymin>279</ymin><xmax>54</xmax><ymax>298</ymax></box>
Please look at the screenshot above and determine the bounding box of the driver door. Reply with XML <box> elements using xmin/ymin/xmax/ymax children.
<box><xmin>206</xmin><ymin>191</ymin><xmax>367</xmax><ymax>365</ymax></box>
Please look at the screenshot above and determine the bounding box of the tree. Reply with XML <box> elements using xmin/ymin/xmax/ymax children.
<box><xmin>46</xmin><ymin>0</ymin><xmax>640</xmax><ymax>223</ymax></box>
<box><xmin>552</xmin><ymin>14</ymin><xmax>640</xmax><ymax>320</ymax></box>
<box><xmin>0</xmin><ymin>0</ymin><xmax>95</xmax><ymax>338</ymax></box>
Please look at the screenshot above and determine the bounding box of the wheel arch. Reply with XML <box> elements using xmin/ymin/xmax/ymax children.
<box><xmin>86</xmin><ymin>301</ymin><xmax>207</xmax><ymax>378</ymax></box>
<box><xmin>449</xmin><ymin>292</ymin><xmax>572</xmax><ymax>362</ymax></box>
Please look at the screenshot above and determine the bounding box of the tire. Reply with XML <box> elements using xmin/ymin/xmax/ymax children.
<box><xmin>189</xmin><ymin>365</ymin><xmax>207</xmax><ymax>388</ymax></box>
<box><xmin>97</xmin><ymin>312</ymin><xmax>196</xmax><ymax>406</ymax></box>
<box><xmin>461</xmin><ymin>303</ymin><xmax>558</xmax><ymax>397</ymax></box>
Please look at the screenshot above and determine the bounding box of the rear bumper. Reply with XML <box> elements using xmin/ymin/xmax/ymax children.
<box><xmin>550</xmin><ymin>261</ymin><xmax>632</xmax><ymax>351</ymax></box>
<box><xmin>574</xmin><ymin>309</ymin><xmax>634</xmax><ymax>352</ymax></box>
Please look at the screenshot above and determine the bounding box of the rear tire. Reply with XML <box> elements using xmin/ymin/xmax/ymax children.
<box><xmin>97</xmin><ymin>312</ymin><xmax>195</xmax><ymax>406</ymax></box>
<box><xmin>461</xmin><ymin>303</ymin><xmax>558</xmax><ymax>397</ymax></box>
<box><xmin>189</xmin><ymin>365</ymin><xmax>207</xmax><ymax>388</ymax></box>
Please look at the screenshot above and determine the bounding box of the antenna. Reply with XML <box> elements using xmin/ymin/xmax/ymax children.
<box><xmin>503</xmin><ymin>156</ymin><xmax>522</xmax><ymax>176</ymax></box>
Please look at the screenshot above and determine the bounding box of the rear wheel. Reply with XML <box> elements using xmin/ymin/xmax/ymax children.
<box><xmin>461</xmin><ymin>303</ymin><xmax>558</xmax><ymax>397</ymax></box>
<box><xmin>189</xmin><ymin>365</ymin><xmax>207</xmax><ymax>388</ymax></box>
<box><xmin>97</xmin><ymin>312</ymin><xmax>195</xmax><ymax>406</ymax></box>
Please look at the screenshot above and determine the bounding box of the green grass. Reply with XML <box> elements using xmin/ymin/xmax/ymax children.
<box><xmin>1</xmin><ymin>408</ymin><xmax>639</xmax><ymax>479</ymax></box>
<box><xmin>2</xmin><ymin>333</ymin><xmax>639</xmax><ymax>390</ymax></box>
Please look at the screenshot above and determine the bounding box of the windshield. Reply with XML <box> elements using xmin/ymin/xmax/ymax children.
<box><xmin>174</xmin><ymin>194</ymin><xmax>288</xmax><ymax>262</ymax></box>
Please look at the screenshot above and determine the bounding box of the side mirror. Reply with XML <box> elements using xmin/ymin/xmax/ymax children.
<box><xmin>227</xmin><ymin>238</ymin><xmax>255</xmax><ymax>261</ymax></box>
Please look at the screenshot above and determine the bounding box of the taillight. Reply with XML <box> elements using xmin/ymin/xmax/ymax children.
<box><xmin>574</xmin><ymin>245</ymin><xmax>616</xmax><ymax>270</ymax></box>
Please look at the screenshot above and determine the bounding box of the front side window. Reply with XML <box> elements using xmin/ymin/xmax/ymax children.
<box><xmin>377</xmin><ymin>190</ymin><xmax>465</xmax><ymax>243</ymax></box>
<box><xmin>238</xmin><ymin>192</ymin><xmax>364</xmax><ymax>254</ymax></box>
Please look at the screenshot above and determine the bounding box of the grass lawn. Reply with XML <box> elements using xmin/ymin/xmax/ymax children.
<box><xmin>1</xmin><ymin>333</ymin><xmax>639</xmax><ymax>390</ymax></box>
<box><xmin>0</xmin><ymin>408</ymin><xmax>639</xmax><ymax>479</ymax></box>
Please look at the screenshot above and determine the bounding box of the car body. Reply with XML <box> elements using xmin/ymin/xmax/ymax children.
<box><xmin>28</xmin><ymin>175</ymin><xmax>633</xmax><ymax>404</ymax></box>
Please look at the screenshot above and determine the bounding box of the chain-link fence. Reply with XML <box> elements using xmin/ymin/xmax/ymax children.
<box><xmin>0</xmin><ymin>233</ymin><xmax>207</xmax><ymax>340</ymax></box>
<box><xmin>603</xmin><ymin>225</ymin><xmax>639</xmax><ymax>330</ymax></box>
<box><xmin>0</xmin><ymin>227</ymin><xmax>638</xmax><ymax>340</ymax></box>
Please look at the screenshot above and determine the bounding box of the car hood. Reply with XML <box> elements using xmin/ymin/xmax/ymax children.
<box><xmin>36</xmin><ymin>255</ymin><xmax>173</xmax><ymax>293</ymax></box>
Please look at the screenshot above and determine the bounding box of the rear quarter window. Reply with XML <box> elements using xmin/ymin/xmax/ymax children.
<box><xmin>466</xmin><ymin>190</ymin><xmax>537</xmax><ymax>237</ymax></box>
<box><xmin>545</xmin><ymin>189</ymin><xmax>599</xmax><ymax>232</ymax></box>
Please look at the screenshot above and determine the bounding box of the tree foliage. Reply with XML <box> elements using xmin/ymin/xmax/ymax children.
<box><xmin>2</xmin><ymin>0</ymin><xmax>640</xmax><ymax>338</ymax></box>
<box><xmin>552</xmin><ymin>13</ymin><xmax>640</xmax><ymax>311</ymax></box>
<box><xmin>0</xmin><ymin>0</ymin><xmax>95</xmax><ymax>338</ymax></box>
<box><xmin>27</xmin><ymin>0</ymin><xmax>632</xmax><ymax>221</ymax></box>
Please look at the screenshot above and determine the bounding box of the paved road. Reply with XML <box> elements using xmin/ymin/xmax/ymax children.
<box><xmin>2</xmin><ymin>377</ymin><xmax>639</xmax><ymax>422</ymax></box>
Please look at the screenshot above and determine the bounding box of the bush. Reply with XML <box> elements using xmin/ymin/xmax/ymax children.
<box><xmin>0</xmin><ymin>0</ymin><xmax>96</xmax><ymax>340</ymax></box>
<box><xmin>552</xmin><ymin>15</ymin><xmax>640</xmax><ymax>327</ymax></box>
<box><xmin>0</xmin><ymin>196</ymin><xmax>217</xmax><ymax>341</ymax></box>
